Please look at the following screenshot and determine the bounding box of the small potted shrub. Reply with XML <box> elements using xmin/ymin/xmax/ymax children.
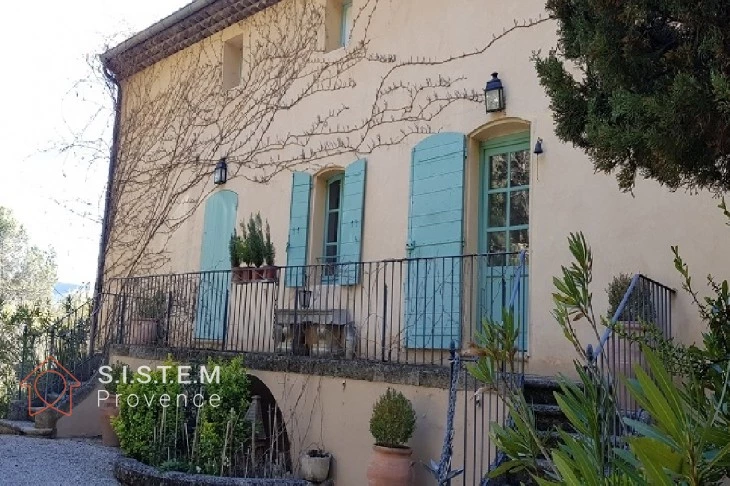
<box><xmin>99</xmin><ymin>363</ymin><xmax>123</xmax><ymax>447</ymax></box>
<box><xmin>366</xmin><ymin>388</ymin><xmax>417</xmax><ymax>486</ymax></box>
<box><xmin>606</xmin><ymin>273</ymin><xmax>655</xmax><ymax>324</ymax></box>
<box><xmin>230</xmin><ymin>232</ymin><xmax>252</xmax><ymax>284</ymax></box>
<box><xmin>129</xmin><ymin>291</ymin><xmax>166</xmax><ymax>345</ymax></box>
<box><xmin>300</xmin><ymin>449</ymin><xmax>332</xmax><ymax>482</ymax></box>
<box><xmin>234</xmin><ymin>213</ymin><xmax>276</xmax><ymax>282</ymax></box>
<box><xmin>262</xmin><ymin>221</ymin><xmax>279</xmax><ymax>282</ymax></box>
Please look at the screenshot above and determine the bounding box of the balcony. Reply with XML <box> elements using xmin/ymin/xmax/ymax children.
<box><xmin>98</xmin><ymin>252</ymin><xmax>528</xmax><ymax>367</ymax></box>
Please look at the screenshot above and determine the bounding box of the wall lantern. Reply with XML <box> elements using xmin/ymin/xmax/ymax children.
<box><xmin>534</xmin><ymin>138</ymin><xmax>544</xmax><ymax>155</ymax></box>
<box><xmin>213</xmin><ymin>158</ymin><xmax>228</xmax><ymax>185</ymax></box>
<box><xmin>297</xmin><ymin>288</ymin><xmax>313</xmax><ymax>309</ymax></box>
<box><xmin>484</xmin><ymin>72</ymin><xmax>505</xmax><ymax>113</ymax></box>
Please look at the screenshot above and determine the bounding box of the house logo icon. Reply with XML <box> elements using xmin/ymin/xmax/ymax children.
<box><xmin>20</xmin><ymin>356</ymin><xmax>81</xmax><ymax>417</ymax></box>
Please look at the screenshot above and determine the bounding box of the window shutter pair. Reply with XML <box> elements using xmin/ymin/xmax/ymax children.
<box><xmin>286</xmin><ymin>159</ymin><xmax>367</xmax><ymax>287</ymax></box>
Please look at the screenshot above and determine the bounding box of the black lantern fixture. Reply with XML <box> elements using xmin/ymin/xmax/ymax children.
<box><xmin>533</xmin><ymin>138</ymin><xmax>544</xmax><ymax>155</ymax></box>
<box><xmin>297</xmin><ymin>288</ymin><xmax>312</xmax><ymax>309</ymax></box>
<box><xmin>213</xmin><ymin>158</ymin><xmax>228</xmax><ymax>185</ymax></box>
<box><xmin>484</xmin><ymin>72</ymin><xmax>505</xmax><ymax>113</ymax></box>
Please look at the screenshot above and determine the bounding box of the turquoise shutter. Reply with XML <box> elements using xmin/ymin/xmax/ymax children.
<box><xmin>286</xmin><ymin>172</ymin><xmax>312</xmax><ymax>287</ymax></box>
<box><xmin>338</xmin><ymin>159</ymin><xmax>367</xmax><ymax>285</ymax></box>
<box><xmin>405</xmin><ymin>133</ymin><xmax>465</xmax><ymax>349</ymax></box>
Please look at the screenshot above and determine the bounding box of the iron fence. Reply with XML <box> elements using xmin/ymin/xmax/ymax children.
<box><xmin>588</xmin><ymin>274</ymin><xmax>675</xmax><ymax>414</ymax></box>
<box><xmin>99</xmin><ymin>252</ymin><xmax>528</xmax><ymax>367</ymax></box>
<box><xmin>17</xmin><ymin>300</ymin><xmax>101</xmax><ymax>405</ymax></box>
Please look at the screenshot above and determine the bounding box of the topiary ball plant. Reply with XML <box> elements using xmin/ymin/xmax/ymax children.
<box><xmin>369</xmin><ymin>388</ymin><xmax>416</xmax><ymax>449</ymax></box>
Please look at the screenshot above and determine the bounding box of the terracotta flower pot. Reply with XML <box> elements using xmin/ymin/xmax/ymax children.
<box><xmin>232</xmin><ymin>266</ymin><xmax>254</xmax><ymax>284</ymax></box>
<box><xmin>366</xmin><ymin>445</ymin><xmax>414</xmax><ymax>486</ymax></box>
<box><xmin>99</xmin><ymin>394</ymin><xmax>120</xmax><ymax>447</ymax></box>
<box><xmin>262</xmin><ymin>265</ymin><xmax>280</xmax><ymax>282</ymax></box>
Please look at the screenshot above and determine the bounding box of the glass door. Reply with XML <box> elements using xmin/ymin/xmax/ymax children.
<box><xmin>480</xmin><ymin>134</ymin><xmax>530</xmax><ymax>349</ymax></box>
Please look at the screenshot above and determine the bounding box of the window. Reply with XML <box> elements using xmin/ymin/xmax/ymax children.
<box><xmin>483</xmin><ymin>140</ymin><xmax>530</xmax><ymax>266</ymax></box>
<box><xmin>324</xmin><ymin>0</ymin><xmax>354</xmax><ymax>51</ymax></box>
<box><xmin>323</xmin><ymin>174</ymin><xmax>343</xmax><ymax>277</ymax></box>
<box><xmin>340</xmin><ymin>0</ymin><xmax>353</xmax><ymax>47</ymax></box>
<box><xmin>222</xmin><ymin>35</ymin><xmax>243</xmax><ymax>90</ymax></box>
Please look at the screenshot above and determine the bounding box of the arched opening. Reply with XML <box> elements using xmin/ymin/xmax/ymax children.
<box><xmin>246</xmin><ymin>373</ymin><xmax>293</xmax><ymax>475</ymax></box>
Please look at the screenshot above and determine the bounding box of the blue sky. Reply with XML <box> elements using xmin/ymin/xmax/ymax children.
<box><xmin>0</xmin><ymin>1</ymin><xmax>190</xmax><ymax>284</ymax></box>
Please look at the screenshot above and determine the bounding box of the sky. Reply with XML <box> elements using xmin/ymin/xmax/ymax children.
<box><xmin>0</xmin><ymin>1</ymin><xmax>190</xmax><ymax>285</ymax></box>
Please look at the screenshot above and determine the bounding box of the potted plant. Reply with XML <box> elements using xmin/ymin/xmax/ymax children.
<box><xmin>606</xmin><ymin>273</ymin><xmax>655</xmax><ymax>324</ymax></box>
<box><xmin>129</xmin><ymin>291</ymin><xmax>166</xmax><ymax>345</ymax></box>
<box><xmin>234</xmin><ymin>213</ymin><xmax>275</xmax><ymax>283</ymax></box>
<box><xmin>366</xmin><ymin>388</ymin><xmax>417</xmax><ymax>486</ymax></box>
<box><xmin>99</xmin><ymin>363</ymin><xmax>123</xmax><ymax>447</ymax></box>
<box><xmin>300</xmin><ymin>449</ymin><xmax>332</xmax><ymax>482</ymax></box>
<box><xmin>230</xmin><ymin>232</ymin><xmax>252</xmax><ymax>284</ymax></box>
<box><xmin>262</xmin><ymin>221</ymin><xmax>279</xmax><ymax>281</ymax></box>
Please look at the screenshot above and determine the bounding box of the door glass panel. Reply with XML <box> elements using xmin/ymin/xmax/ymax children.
<box><xmin>510</xmin><ymin>229</ymin><xmax>529</xmax><ymax>254</ymax></box>
<box><xmin>510</xmin><ymin>150</ymin><xmax>530</xmax><ymax>187</ymax></box>
<box><xmin>326</xmin><ymin>212</ymin><xmax>339</xmax><ymax>244</ymax></box>
<box><xmin>489</xmin><ymin>155</ymin><xmax>507</xmax><ymax>189</ymax></box>
<box><xmin>510</xmin><ymin>190</ymin><xmax>529</xmax><ymax>226</ymax></box>
<box><xmin>328</xmin><ymin>179</ymin><xmax>341</xmax><ymax>210</ymax></box>
<box><xmin>488</xmin><ymin>193</ymin><xmax>506</xmax><ymax>227</ymax></box>
<box><xmin>487</xmin><ymin>232</ymin><xmax>506</xmax><ymax>266</ymax></box>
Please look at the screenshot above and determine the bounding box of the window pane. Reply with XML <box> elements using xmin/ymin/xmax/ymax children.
<box><xmin>510</xmin><ymin>190</ymin><xmax>529</xmax><ymax>226</ymax></box>
<box><xmin>325</xmin><ymin>245</ymin><xmax>338</xmax><ymax>258</ymax></box>
<box><xmin>328</xmin><ymin>179</ymin><xmax>341</xmax><ymax>210</ymax></box>
<box><xmin>326</xmin><ymin>212</ymin><xmax>339</xmax><ymax>243</ymax></box>
<box><xmin>509</xmin><ymin>229</ymin><xmax>529</xmax><ymax>264</ymax></box>
<box><xmin>489</xmin><ymin>154</ymin><xmax>507</xmax><ymax>189</ymax></box>
<box><xmin>487</xmin><ymin>232</ymin><xmax>506</xmax><ymax>266</ymax></box>
<box><xmin>341</xmin><ymin>1</ymin><xmax>353</xmax><ymax>47</ymax></box>
<box><xmin>510</xmin><ymin>150</ymin><xmax>530</xmax><ymax>187</ymax></box>
<box><xmin>488</xmin><ymin>193</ymin><xmax>506</xmax><ymax>228</ymax></box>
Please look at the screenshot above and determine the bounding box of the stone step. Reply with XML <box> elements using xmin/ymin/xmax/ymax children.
<box><xmin>0</xmin><ymin>419</ymin><xmax>54</xmax><ymax>438</ymax></box>
<box><xmin>530</xmin><ymin>404</ymin><xmax>574</xmax><ymax>432</ymax></box>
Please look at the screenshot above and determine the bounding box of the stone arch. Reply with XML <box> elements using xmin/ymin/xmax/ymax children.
<box><xmin>245</xmin><ymin>373</ymin><xmax>293</xmax><ymax>473</ymax></box>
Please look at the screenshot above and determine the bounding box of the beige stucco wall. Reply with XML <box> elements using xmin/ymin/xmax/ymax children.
<box><xmin>110</xmin><ymin>352</ymin><xmax>500</xmax><ymax>485</ymax></box>
<box><xmin>105</xmin><ymin>0</ymin><xmax>730</xmax><ymax>376</ymax></box>
<box><xmin>56</xmin><ymin>381</ymin><xmax>104</xmax><ymax>438</ymax></box>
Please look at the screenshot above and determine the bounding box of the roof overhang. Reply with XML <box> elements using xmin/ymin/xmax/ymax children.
<box><xmin>101</xmin><ymin>0</ymin><xmax>282</xmax><ymax>80</ymax></box>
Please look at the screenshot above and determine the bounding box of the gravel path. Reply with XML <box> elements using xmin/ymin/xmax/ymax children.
<box><xmin>0</xmin><ymin>435</ymin><xmax>120</xmax><ymax>485</ymax></box>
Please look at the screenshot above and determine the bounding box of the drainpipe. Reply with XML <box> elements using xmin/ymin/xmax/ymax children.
<box><xmin>89</xmin><ymin>62</ymin><xmax>123</xmax><ymax>356</ymax></box>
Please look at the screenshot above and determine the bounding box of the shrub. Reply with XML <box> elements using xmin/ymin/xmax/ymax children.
<box><xmin>112</xmin><ymin>356</ymin><xmax>253</xmax><ymax>477</ymax></box>
<box><xmin>112</xmin><ymin>360</ymin><xmax>183</xmax><ymax>466</ymax></box>
<box><xmin>103</xmin><ymin>362</ymin><xmax>125</xmax><ymax>395</ymax></box>
<box><xmin>195</xmin><ymin>356</ymin><xmax>251</xmax><ymax>475</ymax></box>
<box><xmin>369</xmin><ymin>388</ymin><xmax>416</xmax><ymax>448</ymax></box>
<box><xmin>606</xmin><ymin>273</ymin><xmax>655</xmax><ymax>322</ymax></box>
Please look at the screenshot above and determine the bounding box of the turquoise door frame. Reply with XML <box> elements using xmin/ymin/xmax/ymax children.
<box><xmin>479</xmin><ymin>133</ymin><xmax>530</xmax><ymax>350</ymax></box>
<box><xmin>196</xmin><ymin>190</ymin><xmax>238</xmax><ymax>341</ymax></box>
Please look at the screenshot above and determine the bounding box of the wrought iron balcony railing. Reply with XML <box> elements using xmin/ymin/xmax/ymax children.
<box><xmin>99</xmin><ymin>252</ymin><xmax>529</xmax><ymax>367</ymax></box>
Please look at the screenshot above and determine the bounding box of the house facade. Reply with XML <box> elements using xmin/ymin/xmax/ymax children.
<box><xmin>96</xmin><ymin>0</ymin><xmax>729</xmax><ymax>483</ymax></box>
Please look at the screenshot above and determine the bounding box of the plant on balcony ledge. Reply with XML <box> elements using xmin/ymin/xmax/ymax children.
<box><xmin>231</xmin><ymin>213</ymin><xmax>278</xmax><ymax>284</ymax></box>
<box><xmin>129</xmin><ymin>290</ymin><xmax>167</xmax><ymax>345</ymax></box>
